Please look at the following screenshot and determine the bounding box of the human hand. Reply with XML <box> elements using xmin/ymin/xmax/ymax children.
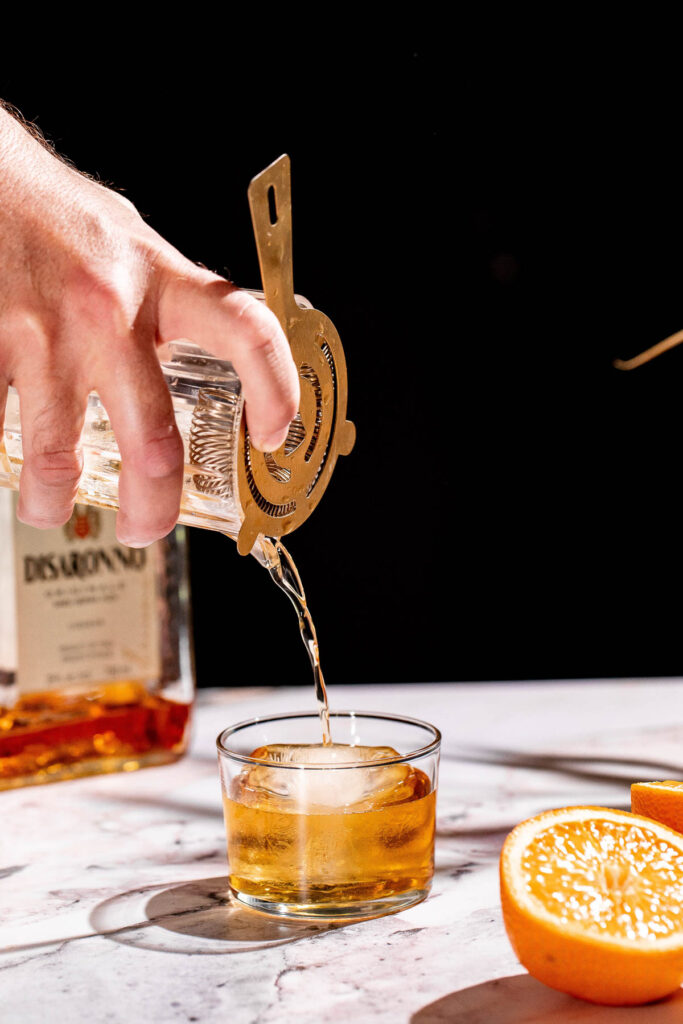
<box><xmin>0</xmin><ymin>104</ymin><xmax>299</xmax><ymax>545</ymax></box>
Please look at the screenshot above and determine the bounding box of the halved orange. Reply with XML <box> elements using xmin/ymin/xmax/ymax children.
<box><xmin>500</xmin><ymin>806</ymin><xmax>683</xmax><ymax>1005</ymax></box>
<box><xmin>632</xmin><ymin>781</ymin><xmax>683</xmax><ymax>834</ymax></box>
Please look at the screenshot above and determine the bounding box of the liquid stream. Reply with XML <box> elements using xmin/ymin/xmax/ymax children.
<box><xmin>257</xmin><ymin>536</ymin><xmax>331</xmax><ymax>745</ymax></box>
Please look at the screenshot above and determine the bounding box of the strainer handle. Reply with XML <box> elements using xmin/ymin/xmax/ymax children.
<box><xmin>247</xmin><ymin>155</ymin><xmax>298</xmax><ymax>326</ymax></box>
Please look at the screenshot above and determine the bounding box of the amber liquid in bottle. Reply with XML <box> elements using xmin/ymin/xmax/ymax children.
<box><xmin>0</xmin><ymin>683</ymin><xmax>191</xmax><ymax>787</ymax></box>
<box><xmin>0</xmin><ymin>500</ymin><xmax>192</xmax><ymax>789</ymax></box>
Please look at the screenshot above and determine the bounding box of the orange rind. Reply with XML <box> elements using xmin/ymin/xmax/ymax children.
<box><xmin>631</xmin><ymin>781</ymin><xmax>683</xmax><ymax>835</ymax></box>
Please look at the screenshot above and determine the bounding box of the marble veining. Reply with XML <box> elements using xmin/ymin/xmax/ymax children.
<box><xmin>3</xmin><ymin>680</ymin><xmax>683</xmax><ymax>1022</ymax></box>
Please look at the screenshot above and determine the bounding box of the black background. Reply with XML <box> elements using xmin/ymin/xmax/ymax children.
<box><xmin>3</xmin><ymin>30</ymin><xmax>683</xmax><ymax>686</ymax></box>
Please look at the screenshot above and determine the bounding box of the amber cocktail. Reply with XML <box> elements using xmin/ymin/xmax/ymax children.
<box><xmin>217</xmin><ymin>712</ymin><xmax>440</xmax><ymax>919</ymax></box>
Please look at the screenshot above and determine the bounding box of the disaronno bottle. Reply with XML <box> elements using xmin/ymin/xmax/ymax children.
<box><xmin>0</xmin><ymin>494</ymin><xmax>192</xmax><ymax>788</ymax></box>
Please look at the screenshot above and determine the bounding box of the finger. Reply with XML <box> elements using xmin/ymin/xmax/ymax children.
<box><xmin>96</xmin><ymin>337</ymin><xmax>184</xmax><ymax>547</ymax></box>
<box><xmin>14</xmin><ymin>375</ymin><xmax>85</xmax><ymax>529</ymax></box>
<box><xmin>0</xmin><ymin>377</ymin><xmax>6</xmax><ymax>439</ymax></box>
<box><xmin>0</xmin><ymin>378</ymin><xmax>8</xmax><ymax>476</ymax></box>
<box><xmin>159</xmin><ymin>273</ymin><xmax>300</xmax><ymax>452</ymax></box>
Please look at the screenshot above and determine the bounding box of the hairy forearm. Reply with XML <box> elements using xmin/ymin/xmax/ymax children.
<box><xmin>0</xmin><ymin>101</ymin><xmax>61</xmax><ymax>180</ymax></box>
<box><xmin>0</xmin><ymin>99</ymin><xmax>45</xmax><ymax>149</ymax></box>
<box><xmin>0</xmin><ymin>100</ymin><xmax>138</xmax><ymax>287</ymax></box>
<box><xmin>0</xmin><ymin>102</ymin><xmax>90</xmax><ymax>246</ymax></box>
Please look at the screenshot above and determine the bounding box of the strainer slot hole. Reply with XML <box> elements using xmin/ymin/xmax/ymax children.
<box><xmin>284</xmin><ymin>412</ymin><xmax>306</xmax><ymax>456</ymax></box>
<box><xmin>305</xmin><ymin>340</ymin><xmax>337</xmax><ymax>498</ymax></box>
<box><xmin>299</xmin><ymin>363</ymin><xmax>323</xmax><ymax>464</ymax></box>
<box><xmin>268</xmin><ymin>185</ymin><xmax>278</xmax><ymax>225</ymax></box>
<box><xmin>264</xmin><ymin>453</ymin><xmax>291</xmax><ymax>483</ymax></box>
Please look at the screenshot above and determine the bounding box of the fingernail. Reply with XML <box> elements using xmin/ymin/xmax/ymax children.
<box><xmin>16</xmin><ymin>500</ymin><xmax>70</xmax><ymax>529</ymax></box>
<box><xmin>117</xmin><ymin>514</ymin><xmax>152</xmax><ymax>548</ymax></box>
<box><xmin>252</xmin><ymin>430</ymin><xmax>287</xmax><ymax>453</ymax></box>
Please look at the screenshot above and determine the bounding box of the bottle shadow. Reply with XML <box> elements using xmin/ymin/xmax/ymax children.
<box><xmin>95</xmin><ymin>790</ymin><xmax>224</xmax><ymax>819</ymax></box>
<box><xmin>443</xmin><ymin>746</ymin><xmax>683</xmax><ymax>788</ymax></box>
<box><xmin>411</xmin><ymin>974</ymin><xmax>683</xmax><ymax>1023</ymax></box>
<box><xmin>88</xmin><ymin>875</ymin><xmax>343</xmax><ymax>955</ymax></box>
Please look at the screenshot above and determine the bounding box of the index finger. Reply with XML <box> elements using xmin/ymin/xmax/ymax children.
<box><xmin>158</xmin><ymin>273</ymin><xmax>299</xmax><ymax>452</ymax></box>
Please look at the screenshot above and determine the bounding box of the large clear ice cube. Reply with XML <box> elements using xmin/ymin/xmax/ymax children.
<box><xmin>239</xmin><ymin>743</ymin><xmax>413</xmax><ymax>811</ymax></box>
<box><xmin>249</xmin><ymin>743</ymin><xmax>401</xmax><ymax>765</ymax></box>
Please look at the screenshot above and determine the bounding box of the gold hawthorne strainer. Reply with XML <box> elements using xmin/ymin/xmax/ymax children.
<box><xmin>235</xmin><ymin>155</ymin><xmax>356</xmax><ymax>554</ymax></box>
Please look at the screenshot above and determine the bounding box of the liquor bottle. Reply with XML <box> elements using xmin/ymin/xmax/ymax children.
<box><xmin>0</xmin><ymin>494</ymin><xmax>192</xmax><ymax>788</ymax></box>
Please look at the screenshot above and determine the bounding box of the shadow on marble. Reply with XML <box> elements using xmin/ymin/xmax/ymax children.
<box><xmin>448</xmin><ymin>746</ymin><xmax>683</xmax><ymax>788</ymax></box>
<box><xmin>95</xmin><ymin>790</ymin><xmax>224</xmax><ymax>819</ymax></box>
<box><xmin>436</xmin><ymin>823</ymin><xmax>515</xmax><ymax>839</ymax></box>
<box><xmin>411</xmin><ymin>974</ymin><xmax>683</xmax><ymax>1023</ymax></box>
<box><xmin>89</xmin><ymin>876</ymin><xmax>342</xmax><ymax>955</ymax></box>
<box><xmin>432</xmin><ymin>859</ymin><xmax>478</xmax><ymax>878</ymax></box>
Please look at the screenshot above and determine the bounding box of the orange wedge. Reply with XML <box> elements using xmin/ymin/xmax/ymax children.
<box><xmin>500</xmin><ymin>806</ymin><xmax>683</xmax><ymax>1005</ymax></box>
<box><xmin>631</xmin><ymin>781</ymin><xmax>683</xmax><ymax>834</ymax></box>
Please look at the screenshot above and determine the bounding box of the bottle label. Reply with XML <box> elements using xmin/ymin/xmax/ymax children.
<box><xmin>13</xmin><ymin>501</ymin><xmax>161</xmax><ymax>694</ymax></box>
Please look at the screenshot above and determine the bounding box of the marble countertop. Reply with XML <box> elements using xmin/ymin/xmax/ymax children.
<box><xmin>4</xmin><ymin>680</ymin><xmax>683</xmax><ymax>1023</ymax></box>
